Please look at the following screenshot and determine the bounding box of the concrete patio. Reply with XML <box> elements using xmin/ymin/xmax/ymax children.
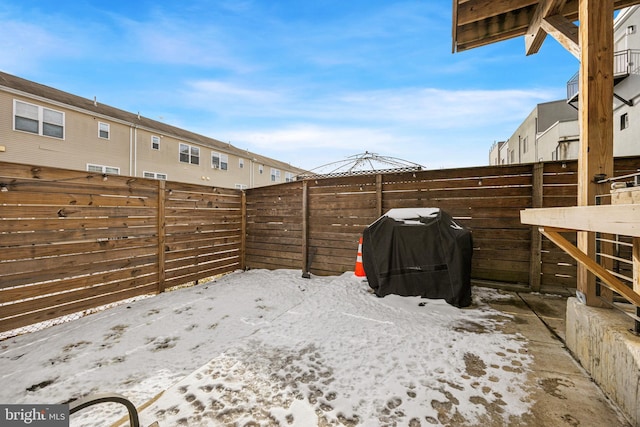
<box><xmin>482</xmin><ymin>290</ymin><xmax>632</xmax><ymax>426</ymax></box>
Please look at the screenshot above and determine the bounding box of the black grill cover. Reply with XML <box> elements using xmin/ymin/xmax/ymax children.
<box><xmin>362</xmin><ymin>208</ymin><xmax>472</xmax><ymax>307</ymax></box>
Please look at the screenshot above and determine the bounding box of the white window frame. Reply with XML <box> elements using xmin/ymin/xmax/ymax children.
<box><xmin>235</xmin><ymin>183</ymin><xmax>248</xmax><ymax>190</ymax></box>
<box><xmin>179</xmin><ymin>143</ymin><xmax>200</xmax><ymax>165</ymax></box>
<box><xmin>239</xmin><ymin>158</ymin><xmax>244</xmax><ymax>169</ymax></box>
<box><xmin>143</xmin><ymin>171</ymin><xmax>167</xmax><ymax>180</ymax></box>
<box><xmin>87</xmin><ymin>164</ymin><xmax>120</xmax><ymax>174</ymax></box>
<box><xmin>211</xmin><ymin>152</ymin><xmax>228</xmax><ymax>170</ymax></box>
<box><xmin>151</xmin><ymin>135</ymin><xmax>160</xmax><ymax>150</ymax></box>
<box><xmin>14</xmin><ymin>99</ymin><xmax>65</xmax><ymax>139</ymax></box>
<box><xmin>259</xmin><ymin>165</ymin><xmax>264</xmax><ymax>174</ymax></box>
<box><xmin>285</xmin><ymin>172</ymin><xmax>295</xmax><ymax>182</ymax></box>
<box><xmin>271</xmin><ymin>168</ymin><xmax>281</xmax><ymax>182</ymax></box>
<box><xmin>98</xmin><ymin>122</ymin><xmax>110</xmax><ymax>139</ymax></box>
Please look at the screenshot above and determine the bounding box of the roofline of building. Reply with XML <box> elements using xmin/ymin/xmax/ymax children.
<box><xmin>0</xmin><ymin>71</ymin><xmax>302</xmax><ymax>173</ymax></box>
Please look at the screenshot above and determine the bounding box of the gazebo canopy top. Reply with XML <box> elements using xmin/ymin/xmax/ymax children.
<box><xmin>452</xmin><ymin>0</ymin><xmax>640</xmax><ymax>53</ymax></box>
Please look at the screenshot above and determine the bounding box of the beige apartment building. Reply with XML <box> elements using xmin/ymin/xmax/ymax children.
<box><xmin>0</xmin><ymin>71</ymin><xmax>303</xmax><ymax>188</ymax></box>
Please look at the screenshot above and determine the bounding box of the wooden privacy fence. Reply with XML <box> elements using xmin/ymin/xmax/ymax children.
<box><xmin>0</xmin><ymin>162</ymin><xmax>243</xmax><ymax>333</ymax></box>
<box><xmin>2</xmin><ymin>157</ymin><xmax>638</xmax><ymax>333</ymax></box>
<box><xmin>245</xmin><ymin>156</ymin><xmax>640</xmax><ymax>292</ymax></box>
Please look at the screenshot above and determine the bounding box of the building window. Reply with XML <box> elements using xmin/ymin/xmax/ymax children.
<box><xmin>98</xmin><ymin>122</ymin><xmax>110</xmax><ymax>139</ymax></box>
<box><xmin>14</xmin><ymin>99</ymin><xmax>65</xmax><ymax>139</ymax></box>
<box><xmin>509</xmin><ymin>149</ymin><xmax>515</xmax><ymax>163</ymax></box>
<box><xmin>239</xmin><ymin>158</ymin><xmax>244</xmax><ymax>169</ymax></box>
<box><xmin>285</xmin><ymin>172</ymin><xmax>294</xmax><ymax>182</ymax></box>
<box><xmin>235</xmin><ymin>183</ymin><xmax>248</xmax><ymax>190</ymax></box>
<box><xmin>259</xmin><ymin>165</ymin><xmax>264</xmax><ymax>174</ymax></box>
<box><xmin>621</xmin><ymin>113</ymin><xmax>629</xmax><ymax>130</ymax></box>
<box><xmin>522</xmin><ymin>136</ymin><xmax>528</xmax><ymax>153</ymax></box>
<box><xmin>143</xmin><ymin>171</ymin><xmax>167</xmax><ymax>180</ymax></box>
<box><xmin>212</xmin><ymin>152</ymin><xmax>228</xmax><ymax>170</ymax></box>
<box><xmin>179</xmin><ymin>143</ymin><xmax>199</xmax><ymax>164</ymax></box>
<box><xmin>87</xmin><ymin>164</ymin><xmax>120</xmax><ymax>174</ymax></box>
<box><xmin>151</xmin><ymin>135</ymin><xmax>160</xmax><ymax>150</ymax></box>
<box><xmin>271</xmin><ymin>168</ymin><xmax>281</xmax><ymax>182</ymax></box>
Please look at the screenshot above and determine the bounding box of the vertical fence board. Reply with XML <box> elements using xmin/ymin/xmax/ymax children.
<box><xmin>158</xmin><ymin>179</ymin><xmax>166</xmax><ymax>293</ymax></box>
<box><xmin>529</xmin><ymin>163</ymin><xmax>544</xmax><ymax>291</ymax></box>
<box><xmin>302</xmin><ymin>181</ymin><xmax>309</xmax><ymax>276</ymax></box>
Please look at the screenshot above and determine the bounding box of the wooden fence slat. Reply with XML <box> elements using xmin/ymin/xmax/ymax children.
<box><xmin>1</xmin><ymin>265</ymin><xmax>158</xmax><ymax>304</ymax></box>
<box><xmin>0</xmin><ymin>283</ymin><xmax>158</xmax><ymax>333</ymax></box>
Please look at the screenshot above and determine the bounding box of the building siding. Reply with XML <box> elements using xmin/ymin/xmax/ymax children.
<box><xmin>0</xmin><ymin>73</ymin><xmax>302</xmax><ymax>188</ymax></box>
<box><xmin>490</xmin><ymin>6</ymin><xmax>640</xmax><ymax>166</ymax></box>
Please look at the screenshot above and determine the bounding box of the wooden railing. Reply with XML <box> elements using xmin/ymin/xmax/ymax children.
<box><xmin>521</xmin><ymin>204</ymin><xmax>640</xmax><ymax>308</ymax></box>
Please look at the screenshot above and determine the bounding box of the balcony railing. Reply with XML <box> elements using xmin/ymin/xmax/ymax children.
<box><xmin>567</xmin><ymin>49</ymin><xmax>640</xmax><ymax>102</ymax></box>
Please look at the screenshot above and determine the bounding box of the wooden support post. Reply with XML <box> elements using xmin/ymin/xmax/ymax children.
<box><xmin>376</xmin><ymin>174</ymin><xmax>383</xmax><ymax>218</ymax></box>
<box><xmin>634</xmin><ymin>237</ymin><xmax>640</xmax><ymax>332</ymax></box>
<box><xmin>529</xmin><ymin>163</ymin><xmax>544</xmax><ymax>292</ymax></box>
<box><xmin>634</xmin><ymin>237</ymin><xmax>640</xmax><ymax>295</ymax></box>
<box><xmin>240</xmin><ymin>191</ymin><xmax>246</xmax><ymax>271</ymax></box>
<box><xmin>577</xmin><ymin>0</ymin><xmax>614</xmax><ymax>307</ymax></box>
<box><xmin>301</xmin><ymin>181</ymin><xmax>310</xmax><ymax>277</ymax></box>
<box><xmin>157</xmin><ymin>180</ymin><xmax>166</xmax><ymax>293</ymax></box>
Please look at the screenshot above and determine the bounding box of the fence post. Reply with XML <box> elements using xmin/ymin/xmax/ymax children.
<box><xmin>157</xmin><ymin>180</ymin><xmax>166</xmax><ymax>293</ymax></box>
<box><xmin>634</xmin><ymin>237</ymin><xmax>640</xmax><ymax>333</ymax></box>
<box><xmin>241</xmin><ymin>191</ymin><xmax>246</xmax><ymax>270</ymax></box>
<box><xmin>302</xmin><ymin>181</ymin><xmax>310</xmax><ymax>277</ymax></box>
<box><xmin>376</xmin><ymin>174</ymin><xmax>383</xmax><ymax>218</ymax></box>
<box><xmin>529</xmin><ymin>163</ymin><xmax>543</xmax><ymax>292</ymax></box>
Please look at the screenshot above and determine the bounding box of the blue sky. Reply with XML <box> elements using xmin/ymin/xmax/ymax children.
<box><xmin>0</xmin><ymin>0</ymin><xmax>579</xmax><ymax>171</ymax></box>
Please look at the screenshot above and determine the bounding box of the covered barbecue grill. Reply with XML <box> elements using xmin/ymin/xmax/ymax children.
<box><xmin>362</xmin><ymin>208</ymin><xmax>472</xmax><ymax>307</ymax></box>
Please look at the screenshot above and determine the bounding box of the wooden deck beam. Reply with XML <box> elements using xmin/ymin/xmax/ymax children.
<box><xmin>520</xmin><ymin>205</ymin><xmax>640</xmax><ymax>237</ymax></box>
<box><xmin>521</xmin><ymin>204</ymin><xmax>640</xmax><ymax>307</ymax></box>
<box><xmin>541</xmin><ymin>14</ymin><xmax>580</xmax><ymax>58</ymax></box>
<box><xmin>539</xmin><ymin>227</ymin><xmax>640</xmax><ymax>306</ymax></box>
<box><xmin>525</xmin><ymin>0</ymin><xmax>569</xmax><ymax>55</ymax></box>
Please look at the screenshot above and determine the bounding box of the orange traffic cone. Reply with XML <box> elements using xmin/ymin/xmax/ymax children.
<box><xmin>354</xmin><ymin>237</ymin><xmax>366</xmax><ymax>277</ymax></box>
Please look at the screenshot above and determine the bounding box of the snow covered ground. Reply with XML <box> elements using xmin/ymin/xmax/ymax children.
<box><xmin>1</xmin><ymin>269</ymin><xmax>536</xmax><ymax>426</ymax></box>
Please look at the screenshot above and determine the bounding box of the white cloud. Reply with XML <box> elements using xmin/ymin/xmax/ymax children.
<box><xmin>0</xmin><ymin>1</ymin><xmax>569</xmax><ymax>173</ymax></box>
<box><xmin>228</xmin><ymin>124</ymin><xmax>398</xmax><ymax>152</ymax></box>
<box><xmin>131</xmin><ymin>26</ymin><xmax>240</xmax><ymax>69</ymax></box>
<box><xmin>0</xmin><ymin>20</ymin><xmax>78</xmax><ymax>73</ymax></box>
<box><xmin>184</xmin><ymin>80</ymin><xmax>284</xmax><ymax>105</ymax></box>
<box><xmin>183</xmin><ymin>79</ymin><xmax>559</xmax><ymax>170</ymax></box>
<box><xmin>333</xmin><ymin>87</ymin><xmax>555</xmax><ymax>128</ymax></box>
<box><xmin>187</xmin><ymin>79</ymin><xmax>556</xmax><ymax>131</ymax></box>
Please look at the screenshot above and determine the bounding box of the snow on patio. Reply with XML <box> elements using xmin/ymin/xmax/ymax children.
<box><xmin>1</xmin><ymin>269</ymin><xmax>533</xmax><ymax>426</ymax></box>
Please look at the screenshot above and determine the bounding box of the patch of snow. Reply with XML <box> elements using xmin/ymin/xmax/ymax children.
<box><xmin>0</xmin><ymin>269</ymin><xmax>534</xmax><ymax>426</ymax></box>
